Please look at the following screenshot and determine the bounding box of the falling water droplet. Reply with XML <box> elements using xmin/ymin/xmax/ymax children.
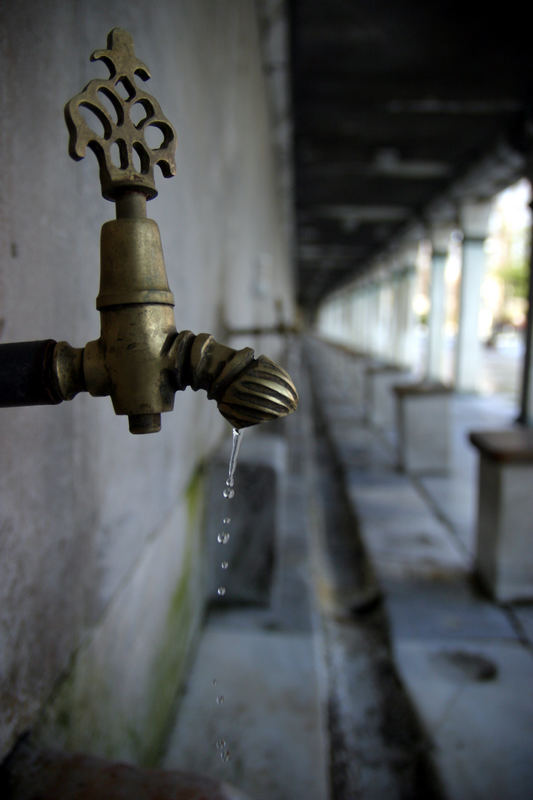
<box><xmin>220</xmin><ymin>749</ymin><xmax>231</xmax><ymax>762</ymax></box>
<box><xmin>223</xmin><ymin>517</ymin><xmax>231</xmax><ymax>525</ymax></box>
<box><xmin>221</xmin><ymin>561</ymin><xmax>229</xmax><ymax>570</ymax></box>
<box><xmin>228</xmin><ymin>428</ymin><xmax>242</xmax><ymax>483</ymax></box>
<box><xmin>215</xmin><ymin>738</ymin><xmax>226</xmax><ymax>750</ymax></box>
<box><xmin>212</xmin><ymin>678</ymin><xmax>217</xmax><ymax>686</ymax></box>
<box><xmin>216</xmin><ymin>694</ymin><xmax>224</xmax><ymax>704</ymax></box>
<box><xmin>222</xmin><ymin>428</ymin><xmax>242</xmax><ymax>500</ymax></box>
<box><xmin>217</xmin><ymin>586</ymin><xmax>226</xmax><ymax>596</ymax></box>
<box><xmin>217</xmin><ymin>531</ymin><xmax>230</xmax><ymax>544</ymax></box>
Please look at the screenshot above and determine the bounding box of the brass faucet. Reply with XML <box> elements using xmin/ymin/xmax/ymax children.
<box><xmin>0</xmin><ymin>28</ymin><xmax>298</xmax><ymax>434</ymax></box>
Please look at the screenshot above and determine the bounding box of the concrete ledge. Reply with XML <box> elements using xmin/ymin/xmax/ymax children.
<box><xmin>394</xmin><ymin>381</ymin><xmax>452</xmax><ymax>397</ymax></box>
<box><xmin>318</xmin><ymin>337</ymin><xmax>367</xmax><ymax>360</ymax></box>
<box><xmin>395</xmin><ymin>383</ymin><xmax>451</xmax><ymax>473</ymax></box>
<box><xmin>469</xmin><ymin>428</ymin><xmax>533</xmax><ymax>463</ymax></box>
<box><xmin>470</xmin><ymin>428</ymin><xmax>533</xmax><ymax>601</ymax></box>
<box><xmin>366</xmin><ymin>362</ymin><xmax>404</xmax><ymax>375</ymax></box>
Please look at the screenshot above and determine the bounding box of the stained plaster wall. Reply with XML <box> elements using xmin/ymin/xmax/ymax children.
<box><xmin>0</xmin><ymin>0</ymin><xmax>293</xmax><ymax>765</ymax></box>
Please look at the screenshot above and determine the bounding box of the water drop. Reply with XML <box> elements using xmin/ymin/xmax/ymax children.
<box><xmin>215</xmin><ymin>738</ymin><xmax>226</xmax><ymax>750</ymax></box>
<box><xmin>220</xmin><ymin>749</ymin><xmax>231</xmax><ymax>762</ymax></box>
<box><xmin>223</xmin><ymin>517</ymin><xmax>231</xmax><ymax>525</ymax></box>
<box><xmin>221</xmin><ymin>561</ymin><xmax>229</xmax><ymax>570</ymax></box>
<box><xmin>217</xmin><ymin>531</ymin><xmax>230</xmax><ymax>544</ymax></box>
<box><xmin>212</xmin><ymin>678</ymin><xmax>217</xmax><ymax>686</ymax></box>
<box><xmin>227</xmin><ymin>428</ymin><xmax>242</xmax><ymax>485</ymax></box>
<box><xmin>217</xmin><ymin>586</ymin><xmax>226</xmax><ymax>596</ymax></box>
<box><xmin>222</xmin><ymin>429</ymin><xmax>243</xmax><ymax>499</ymax></box>
<box><xmin>216</xmin><ymin>694</ymin><xmax>224</xmax><ymax>704</ymax></box>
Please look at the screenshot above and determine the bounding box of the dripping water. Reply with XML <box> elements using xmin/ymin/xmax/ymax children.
<box><xmin>212</xmin><ymin>426</ymin><xmax>244</xmax><ymax>763</ymax></box>
<box><xmin>222</xmin><ymin>427</ymin><xmax>242</xmax><ymax>499</ymax></box>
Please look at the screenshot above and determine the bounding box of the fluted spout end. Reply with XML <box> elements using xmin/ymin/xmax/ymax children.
<box><xmin>217</xmin><ymin>355</ymin><xmax>298</xmax><ymax>429</ymax></box>
<box><xmin>170</xmin><ymin>331</ymin><xmax>299</xmax><ymax>429</ymax></box>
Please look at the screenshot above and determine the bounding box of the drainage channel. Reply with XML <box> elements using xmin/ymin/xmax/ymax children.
<box><xmin>306</xmin><ymin>356</ymin><xmax>445</xmax><ymax>800</ymax></box>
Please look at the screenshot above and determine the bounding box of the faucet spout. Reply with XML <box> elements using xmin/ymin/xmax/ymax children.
<box><xmin>168</xmin><ymin>331</ymin><xmax>298</xmax><ymax>429</ymax></box>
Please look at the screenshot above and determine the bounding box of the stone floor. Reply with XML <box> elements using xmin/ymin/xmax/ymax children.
<box><xmin>161</xmin><ymin>336</ymin><xmax>533</xmax><ymax>800</ymax></box>
<box><xmin>307</xmin><ymin>336</ymin><xmax>533</xmax><ymax>800</ymax></box>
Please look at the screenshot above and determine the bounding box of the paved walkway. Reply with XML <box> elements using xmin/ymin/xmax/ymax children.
<box><xmin>308</xmin><ymin>336</ymin><xmax>533</xmax><ymax>800</ymax></box>
<box><xmin>161</xmin><ymin>336</ymin><xmax>533</xmax><ymax>799</ymax></box>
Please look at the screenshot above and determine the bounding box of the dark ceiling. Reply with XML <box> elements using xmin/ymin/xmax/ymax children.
<box><xmin>289</xmin><ymin>0</ymin><xmax>533</xmax><ymax>313</ymax></box>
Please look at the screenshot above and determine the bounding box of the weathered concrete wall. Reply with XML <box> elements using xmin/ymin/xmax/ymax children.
<box><xmin>0</xmin><ymin>0</ymin><xmax>293</xmax><ymax>765</ymax></box>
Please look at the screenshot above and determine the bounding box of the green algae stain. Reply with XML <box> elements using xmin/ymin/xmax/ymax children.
<box><xmin>35</xmin><ymin>648</ymin><xmax>129</xmax><ymax>759</ymax></box>
<box><xmin>35</xmin><ymin>463</ymin><xmax>209</xmax><ymax>769</ymax></box>
<box><xmin>141</xmin><ymin>465</ymin><xmax>207</xmax><ymax>766</ymax></box>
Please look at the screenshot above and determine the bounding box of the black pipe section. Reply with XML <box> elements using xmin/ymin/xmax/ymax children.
<box><xmin>0</xmin><ymin>340</ymin><xmax>63</xmax><ymax>407</ymax></box>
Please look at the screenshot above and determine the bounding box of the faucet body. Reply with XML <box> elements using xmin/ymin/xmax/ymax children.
<box><xmin>52</xmin><ymin>193</ymin><xmax>298</xmax><ymax>433</ymax></box>
<box><xmin>1</xmin><ymin>195</ymin><xmax>298</xmax><ymax>433</ymax></box>
<box><xmin>84</xmin><ymin>202</ymin><xmax>178</xmax><ymax>433</ymax></box>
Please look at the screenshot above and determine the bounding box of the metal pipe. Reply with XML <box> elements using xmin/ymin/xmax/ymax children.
<box><xmin>0</xmin><ymin>340</ymin><xmax>63</xmax><ymax>407</ymax></box>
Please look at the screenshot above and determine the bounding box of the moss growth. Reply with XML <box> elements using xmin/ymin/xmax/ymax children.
<box><xmin>139</xmin><ymin>464</ymin><xmax>207</xmax><ymax>766</ymax></box>
<box><xmin>36</xmin><ymin>648</ymin><xmax>129</xmax><ymax>758</ymax></box>
<box><xmin>34</xmin><ymin>463</ymin><xmax>209</xmax><ymax>768</ymax></box>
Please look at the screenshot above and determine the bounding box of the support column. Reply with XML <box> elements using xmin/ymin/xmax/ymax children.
<box><xmin>455</xmin><ymin>200</ymin><xmax>492</xmax><ymax>392</ymax></box>
<box><xmin>355</xmin><ymin>289</ymin><xmax>367</xmax><ymax>352</ymax></box>
<box><xmin>426</xmin><ymin>227</ymin><xmax>451</xmax><ymax>380</ymax></box>
<box><xmin>395</xmin><ymin>269</ymin><xmax>418</xmax><ymax>369</ymax></box>
<box><xmin>373</xmin><ymin>279</ymin><xmax>383</xmax><ymax>356</ymax></box>
<box><xmin>390</xmin><ymin>270</ymin><xmax>403</xmax><ymax>364</ymax></box>
<box><xmin>368</xmin><ymin>281</ymin><xmax>381</xmax><ymax>356</ymax></box>
<box><xmin>362</xmin><ymin>284</ymin><xmax>375</xmax><ymax>354</ymax></box>
<box><xmin>393</xmin><ymin>242</ymin><xmax>419</xmax><ymax>369</ymax></box>
<box><xmin>377</xmin><ymin>276</ymin><xmax>393</xmax><ymax>360</ymax></box>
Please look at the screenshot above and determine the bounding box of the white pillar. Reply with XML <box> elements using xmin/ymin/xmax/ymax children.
<box><xmin>369</xmin><ymin>282</ymin><xmax>381</xmax><ymax>356</ymax></box>
<box><xmin>394</xmin><ymin>242</ymin><xmax>419</xmax><ymax>369</ymax></box>
<box><xmin>455</xmin><ymin>201</ymin><xmax>492</xmax><ymax>392</ymax></box>
<box><xmin>394</xmin><ymin>268</ymin><xmax>418</xmax><ymax>369</ymax></box>
<box><xmin>374</xmin><ymin>281</ymin><xmax>385</xmax><ymax>356</ymax></box>
<box><xmin>356</xmin><ymin>290</ymin><xmax>366</xmax><ymax>351</ymax></box>
<box><xmin>426</xmin><ymin>226</ymin><xmax>451</xmax><ymax>380</ymax></box>
<box><xmin>390</xmin><ymin>272</ymin><xmax>403</xmax><ymax>365</ymax></box>
<box><xmin>376</xmin><ymin>277</ymin><xmax>395</xmax><ymax>360</ymax></box>
<box><xmin>362</xmin><ymin>285</ymin><xmax>374</xmax><ymax>353</ymax></box>
<box><xmin>361</xmin><ymin>286</ymin><xmax>371</xmax><ymax>354</ymax></box>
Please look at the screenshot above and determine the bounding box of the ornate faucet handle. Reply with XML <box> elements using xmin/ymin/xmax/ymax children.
<box><xmin>65</xmin><ymin>28</ymin><xmax>176</xmax><ymax>201</ymax></box>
